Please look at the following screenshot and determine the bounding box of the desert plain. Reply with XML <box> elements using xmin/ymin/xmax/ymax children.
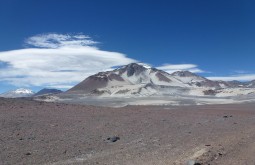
<box><xmin>1</xmin><ymin>98</ymin><xmax>255</xmax><ymax>165</ymax></box>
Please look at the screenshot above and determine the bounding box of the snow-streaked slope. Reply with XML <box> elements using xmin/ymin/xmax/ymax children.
<box><xmin>67</xmin><ymin>63</ymin><xmax>200</xmax><ymax>95</ymax></box>
<box><xmin>0</xmin><ymin>88</ymin><xmax>34</xmax><ymax>98</ymax></box>
<box><xmin>67</xmin><ymin>63</ymin><xmax>255</xmax><ymax>97</ymax></box>
<box><xmin>171</xmin><ymin>71</ymin><xmax>220</xmax><ymax>88</ymax></box>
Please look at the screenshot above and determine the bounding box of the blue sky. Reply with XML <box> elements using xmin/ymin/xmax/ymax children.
<box><xmin>0</xmin><ymin>0</ymin><xmax>255</xmax><ymax>93</ymax></box>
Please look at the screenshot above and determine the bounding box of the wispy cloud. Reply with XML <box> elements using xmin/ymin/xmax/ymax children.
<box><xmin>0</xmin><ymin>33</ymin><xmax>136</xmax><ymax>88</ymax></box>
<box><xmin>233</xmin><ymin>70</ymin><xmax>250</xmax><ymax>74</ymax></box>
<box><xmin>25</xmin><ymin>33</ymin><xmax>98</xmax><ymax>48</ymax></box>
<box><xmin>207</xmin><ymin>74</ymin><xmax>255</xmax><ymax>81</ymax></box>
<box><xmin>156</xmin><ymin>64</ymin><xmax>204</xmax><ymax>73</ymax></box>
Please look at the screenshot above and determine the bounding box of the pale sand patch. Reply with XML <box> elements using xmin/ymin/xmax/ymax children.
<box><xmin>128</xmin><ymin>100</ymin><xmax>179</xmax><ymax>106</ymax></box>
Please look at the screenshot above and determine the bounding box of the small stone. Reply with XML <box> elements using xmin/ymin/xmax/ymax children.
<box><xmin>107</xmin><ymin>136</ymin><xmax>120</xmax><ymax>142</ymax></box>
<box><xmin>187</xmin><ymin>160</ymin><xmax>195</xmax><ymax>165</ymax></box>
<box><xmin>187</xmin><ymin>160</ymin><xmax>201</xmax><ymax>165</ymax></box>
<box><xmin>25</xmin><ymin>152</ymin><xmax>31</xmax><ymax>155</ymax></box>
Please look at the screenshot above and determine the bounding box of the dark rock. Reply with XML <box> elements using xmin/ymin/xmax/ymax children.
<box><xmin>187</xmin><ymin>160</ymin><xmax>201</xmax><ymax>165</ymax></box>
<box><xmin>203</xmin><ymin>89</ymin><xmax>217</xmax><ymax>96</ymax></box>
<box><xmin>223</xmin><ymin>115</ymin><xmax>232</xmax><ymax>118</ymax></box>
<box><xmin>25</xmin><ymin>152</ymin><xmax>31</xmax><ymax>155</ymax></box>
<box><xmin>107</xmin><ymin>136</ymin><xmax>120</xmax><ymax>142</ymax></box>
<box><xmin>28</xmin><ymin>137</ymin><xmax>36</xmax><ymax>140</ymax></box>
<box><xmin>156</xmin><ymin>72</ymin><xmax>172</xmax><ymax>82</ymax></box>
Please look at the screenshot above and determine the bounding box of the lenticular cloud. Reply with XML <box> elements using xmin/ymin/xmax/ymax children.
<box><xmin>0</xmin><ymin>33</ymin><xmax>136</xmax><ymax>88</ymax></box>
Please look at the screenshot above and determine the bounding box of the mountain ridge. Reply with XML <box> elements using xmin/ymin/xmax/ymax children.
<box><xmin>66</xmin><ymin>63</ymin><xmax>255</xmax><ymax>97</ymax></box>
<box><xmin>0</xmin><ymin>88</ymin><xmax>34</xmax><ymax>98</ymax></box>
<box><xmin>33</xmin><ymin>88</ymin><xmax>63</xmax><ymax>97</ymax></box>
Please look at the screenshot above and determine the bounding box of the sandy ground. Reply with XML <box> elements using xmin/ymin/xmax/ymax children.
<box><xmin>36</xmin><ymin>94</ymin><xmax>255</xmax><ymax>108</ymax></box>
<box><xmin>1</xmin><ymin>98</ymin><xmax>255</xmax><ymax>165</ymax></box>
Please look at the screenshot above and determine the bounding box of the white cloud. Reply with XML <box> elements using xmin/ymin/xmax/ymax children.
<box><xmin>3</xmin><ymin>32</ymin><xmax>253</xmax><ymax>90</ymax></box>
<box><xmin>233</xmin><ymin>70</ymin><xmax>249</xmax><ymax>74</ymax></box>
<box><xmin>156</xmin><ymin>64</ymin><xmax>204</xmax><ymax>73</ymax></box>
<box><xmin>25</xmin><ymin>33</ymin><xmax>98</xmax><ymax>48</ymax></box>
<box><xmin>207</xmin><ymin>74</ymin><xmax>255</xmax><ymax>81</ymax></box>
<box><xmin>0</xmin><ymin>33</ymin><xmax>136</xmax><ymax>88</ymax></box>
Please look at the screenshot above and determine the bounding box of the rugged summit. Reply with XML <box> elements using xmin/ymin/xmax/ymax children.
<box><xmin>67</xmin><ymin>63</ymin><xmax>232</xmax><ymax>96</ymax></box>
<box><xmin>66</xmin><ymin>63</ymin><xmax>255</xmax><ymax>97</ymax></box>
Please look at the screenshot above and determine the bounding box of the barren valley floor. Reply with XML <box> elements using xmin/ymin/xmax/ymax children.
<box><xmin>1</xmin><ymin>98</ymin><xmax>255</xmax><ymax>165</ymax></box>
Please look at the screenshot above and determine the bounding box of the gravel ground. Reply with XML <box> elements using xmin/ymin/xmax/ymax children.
<box><xmin>1</xmin><ymin>98</ymin><xmax>255</xmax><ymax>165</ymax></box>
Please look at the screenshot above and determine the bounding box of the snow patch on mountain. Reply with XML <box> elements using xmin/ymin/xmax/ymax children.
<box><xmin>0</xmin><ymin>88</ymin><xmax>34</xmax><ymax>98</ymax></box>
<box><xmin>66</xmin><ymin>63</ymin><xmax>255</xmax><ymax>98</ymax></box>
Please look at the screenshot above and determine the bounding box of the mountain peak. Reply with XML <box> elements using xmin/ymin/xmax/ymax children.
<box><xmin>67</xmin><ymin>63</ymin><xmax>226</xmax><ymax>95</ymax></box>
<box><xmin>171</xmin><ymin>70</ymin><xmax>198</xmax><ymax>77</ymax></box>
<box><xmin>34</xmin><ymin>88</ymin><xmax>63</xmax><ymax>96</ymax></box>
<box><xmin>124</xmin><ymin>63</ymin><xmax>148</xmax><ymax>69</ymax></box>
<box><xmin>0</xmin><ymin>88</ymin><xmax>34</xmax><ymax>98</ymax></box>
<box><xmin>137</xmin><ymin>63</ymin><xmax>152</xmax><ymax>69</ymax></box>
<box><xmin>14</xmin><ymin>88</ymin><xmax>34</xmax><ymax>94</ymax></box>
<box><xmin>120</xmin><ymin>63</ymin><xmax>148</xmax><ymax>77</ymax></box>
<box><xmin>121</xmin><ymin>63</ymin><xmax>152</xmax><ymax>70</ymax></box>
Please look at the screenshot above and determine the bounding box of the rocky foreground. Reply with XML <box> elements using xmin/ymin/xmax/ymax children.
<box><xmin>1</xmin><ymin>98</ymin><xmax>255</xmax><ymax>165</ymax></box>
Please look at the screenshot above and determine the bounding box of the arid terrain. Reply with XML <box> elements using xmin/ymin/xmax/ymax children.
<box><xmin>1</xmin><ymin>98</ymin><xmax>255</xmax><ymax>165</ymax></box>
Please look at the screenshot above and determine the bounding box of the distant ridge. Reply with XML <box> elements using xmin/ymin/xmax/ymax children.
<box><xmin>33</xmin><ymin>88</ymin><xmax>63</xmax><ymax>96</ymax></box>
<box><xmin>0</xmin><ymin>88</ymin><xmax>34</xmax><ymax>98</ymax></box>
